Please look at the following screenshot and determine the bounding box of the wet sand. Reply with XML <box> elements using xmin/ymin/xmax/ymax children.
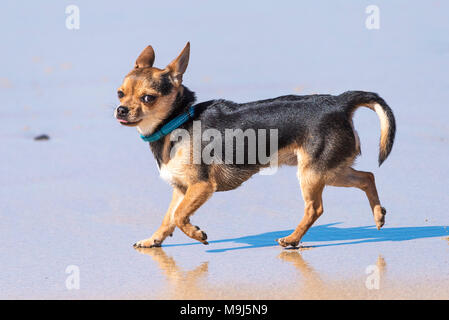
<box><xmin>133</xmin><ymin>247</ymin><xmax>449</xmax><ymax>300</ymax></box>
<box><xmin>1</xmin><ymin>1</ymin><xmax>449</xmax><ymax>299</ymax></box>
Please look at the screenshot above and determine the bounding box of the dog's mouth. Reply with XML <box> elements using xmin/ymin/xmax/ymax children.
<box><xmin>118</xmin><ymin>119</ymin><xmax>142</xmax><ymax>126</ymax></box>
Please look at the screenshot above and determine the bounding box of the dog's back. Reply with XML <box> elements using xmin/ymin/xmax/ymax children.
<box><xmin>188</xmin><ymin>91</ymin><xmax>394</xmax><ymax>172</ymax></box>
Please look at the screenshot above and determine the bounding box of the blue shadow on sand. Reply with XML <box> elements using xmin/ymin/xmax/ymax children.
<box><xmin>163</xmin><ymin>223</ymin><xmax>449</xmax><ymax>253</ymax></box>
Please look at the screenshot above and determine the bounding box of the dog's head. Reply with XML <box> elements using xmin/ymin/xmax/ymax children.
<box><xmin>115</xmin><ymin>42</ymin><xmax>190</xmax><ymax>135</ymax></box>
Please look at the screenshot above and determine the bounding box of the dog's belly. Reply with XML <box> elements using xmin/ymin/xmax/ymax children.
<box><xmin>212</xmin><ymin>164</ymin><xmax>260</xmax><ymax>191</ymax></box>
<box><xmin>211</xmin><ymin>147</ymin><xmax>299</xmax><ymax>192</ymax></box>
<box><xmin>157</xmin><ymin>138</ymin><xmax>301</xmax><ymax>192</ymax></box>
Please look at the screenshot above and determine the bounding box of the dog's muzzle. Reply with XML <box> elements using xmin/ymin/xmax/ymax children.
<box><xmin>115</xmin><ymin>106</ymin><xmax>141</xmax><ymax>126</ymax></box>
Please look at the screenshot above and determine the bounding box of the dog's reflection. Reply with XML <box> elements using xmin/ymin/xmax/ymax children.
<box><xmin>278</xmin><ymin>251</ymin><xmax>325</xmax><ymax>292</ymax></box>
<box><xmin>376</xmin><ymin>255</ymin><xmax>386</xmax><ymax>272</ymax></box>
<box><xmin>376</xmin><ymin>254</ymin><xmax>387</xmax><ymax>286</ymax></box>
<box><xmin>136</xmin><ymin>246</ymin><xmax>388</xmax><ymax>299</ymax></box>
<box><xmin>135</xmin><ymin>247</ymin><xmax>208</xmax><ymax>298</ymax></box>
<box><xmin>278</xmin><ymin>251</ymin><xmax>387</xmax><ymax>297</ymax></box>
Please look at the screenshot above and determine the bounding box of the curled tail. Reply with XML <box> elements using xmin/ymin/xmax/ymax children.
<box><xmin>340</xmin><ymin>91</ymin><xmax>396</xmax><ymax>166</ymax></box>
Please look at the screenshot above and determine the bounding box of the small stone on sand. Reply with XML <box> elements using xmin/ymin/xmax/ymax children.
<box><xmin>34</xmin><ymin>134</ymin><xmax>50</xmax><ymax>141</ymax></box>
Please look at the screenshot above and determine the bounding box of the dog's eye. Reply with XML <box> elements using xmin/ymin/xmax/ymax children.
<box><xmin>141</xmin><ymin>95</ymin><xmax>156</xmax><ymax>103</ymax></box>
<box><xmin>117</xmin><ymin>91</ymin><xmax>124</xmax><ymax>99</ymax></box>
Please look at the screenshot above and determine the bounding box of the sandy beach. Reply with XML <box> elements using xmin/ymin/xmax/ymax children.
<box><xmin>1</xmin><ymin>1</ymin><xmax>448</xmax><ymax>299</ymax></box>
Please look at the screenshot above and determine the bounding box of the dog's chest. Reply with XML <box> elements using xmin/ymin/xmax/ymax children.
<box><xmin>159</xmin><ymin>164</ymin><xmax>178</xmax><ymax>184</ymax></box>
<box><xmin>158</xmin><ymin>143</ymin><xmax>190</xmax><ymax>186</ymax></box>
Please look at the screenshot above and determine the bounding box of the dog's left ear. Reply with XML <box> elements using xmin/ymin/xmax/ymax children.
<box><xmin>135</xmin><ymin>45</ymin><xmax>155</xmax><ymax>69</ymax></box>
<box><xmin>166</xmin><ymin>42</ymin><xmax>190</xmax><ymax>86</ymax></box>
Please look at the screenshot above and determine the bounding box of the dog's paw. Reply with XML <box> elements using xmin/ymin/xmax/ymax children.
<box><xmin>193</xmin><ymin>225</ymin><xmax>209</xmax><ymax>245</ymax></box>
<box><xmin>374</xmin><ymin>206</ymin><xmax>387</xmax><ymax>230</ymax></box>
<box><xmin>276</xmin><ymin>237</ymin><xmax>300</xmax><ymax>248</ymax></box>
<box><xmin>133</xmin><ymin>238</ymin><xmax>162</xmax><ymax>248</ymax></box>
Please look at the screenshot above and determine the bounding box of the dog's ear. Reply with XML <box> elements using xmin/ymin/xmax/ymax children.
<box><xmin>166</xmin><ymin>42</ymin><xmax>190</xmax><ymax>86</ymax></box>
<box><xmin>135</xmin><ymin>45</ymin><xmax>155</xmax><ymax>69</ymax></box>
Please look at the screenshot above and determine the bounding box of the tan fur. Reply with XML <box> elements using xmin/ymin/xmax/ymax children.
<box><xmin>277</xmin><ymin>148</ymin><xmax>325</xmax><ymax>247</ymax></box>
<box><xmin>276</xmin><ymin>144</ymin><xmax>383</xmax><ymax>247</ymax></box>
<box><xmin>327</xmin><ymin>167</ymin><xmax>386</xmax><ymax>229</ymax></box>
<box><xmin>135</xmin><ymin>45</ymin><xmax>155</xmax><ymax>69</ymax></box>
<box><xmin>373</xmin><ymin>103</ymin><xmax>390</xmax><ymax>156</ymax></box>
<box><xmin>117</xmin><ymin>43</ymin><xmax>191</xmax><ymax>135</ymax></box>
<box><xmin>118</xmin><ymin>69</ymin><xmax>180</xmax><ymax>135</ymax></box>
<box><xmin>355</xmin><ymin>102</ymin><xmax>390</xmax><ymax>162</ymax></box>
<box><xmin>172</xmin><ymin>181</ymin><xmax>215</xmax><ymax>244</ymax></box>
<box><xmin>277</xmin><ymin>142</ymin><xmax>299</xmax><ymax>166</ymax></box>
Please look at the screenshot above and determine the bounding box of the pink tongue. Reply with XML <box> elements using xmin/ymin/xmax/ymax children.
<box><xmin>118</xmin><ymin>119</ymin><xmax>128</xmax><ymax>123</ymax></box>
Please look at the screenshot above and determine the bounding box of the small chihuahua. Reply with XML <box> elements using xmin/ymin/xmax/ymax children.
<box><xmin>115</xmin><ymin>42</ymin><xmax>396</xmax><ymax>248</ymax></box>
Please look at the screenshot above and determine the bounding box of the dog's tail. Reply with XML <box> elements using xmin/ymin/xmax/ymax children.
<box><xmin>340</xmin><ymin>91</ymin><xmax>396</xmax><ymax>166</ymax></box>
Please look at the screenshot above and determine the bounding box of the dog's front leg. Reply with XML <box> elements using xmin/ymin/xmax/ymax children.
<box><xmin>173</xmin><ymin>181</ymin><xmax>215</xmax><ymax>244</ymax></box>
<box><xmin>134</xmin><ymin>188</ymin><xmax>184</xmax><ymax>248</ymax></box>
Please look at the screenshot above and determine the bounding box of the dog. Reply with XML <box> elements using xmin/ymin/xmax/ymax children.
<box><xmin>115</xmin><ymin>42</ymin><xmax>396</xmax><ymax>248</ymax></box>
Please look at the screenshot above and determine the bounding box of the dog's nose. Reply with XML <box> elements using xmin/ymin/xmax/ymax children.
<box><xmin>117</xmin><ymin>106</ymin><xmax>129</xmax><ymax>117</ymax></box>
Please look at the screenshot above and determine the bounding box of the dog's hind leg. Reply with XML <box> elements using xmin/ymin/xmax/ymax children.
<box><xmin>173</xmin><ymin>181</ymin><xmax>215</xmax><ymax>244</ymax></box>
<box><xmin>328</xmin><ymin>167</ymin><xmax>386</xmax><ymax>229</ymax></box>
<box><xmin>134</xmin><ymin>187</ymin><xmax>184</xmax><ymax>248</ymax></box>
<box><xmin>277</xmin><ymin>168</ymin><xmax>325</xmax><ymax>248</ymax></box>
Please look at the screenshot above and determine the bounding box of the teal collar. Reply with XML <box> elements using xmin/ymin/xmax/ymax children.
<box><xmin>140</xmin><ymin>106</ymin><xmax>195</xmax><ymax>143</ymax></box>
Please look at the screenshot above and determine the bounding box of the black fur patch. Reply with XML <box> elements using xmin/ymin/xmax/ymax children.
<box><xmin>152</xmin><ymin>73</ymin><xmax>173</xmax><ymax>96</ymax></box>
<box><xmin>149</xmin><ymin>140</ymin><xmax>164</xmax><ymax>168</ymax></box>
